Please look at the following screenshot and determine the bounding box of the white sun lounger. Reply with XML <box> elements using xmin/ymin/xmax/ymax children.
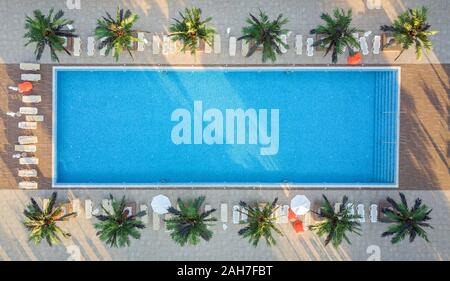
<box><xmin>370</xmin><ymin>204</ymin><xmax>378</xmax><ymax>223</ymax></box>
<box><xmin>19</xmin><ymin>181</ymin><xmax>38</xmax><ymax>189</ymax></box>
<box><xmin>99</xmin><ymin>37</ymin><xmax>107</xmax><ymax>56</ymax></box>
<box><xmin>240</xmin><ymin>206</ymin><xmax>248</xmax><ymax>222</ymax></box>
<box><xmin>204</xmin><ymin>40</ymin><xmax>212</xmax><ymax>54</ymax></box>
<box><xmin>274</xmin><ymin>204</ymin><xmax>282</xmax><ymax>223</ymax></box>
<box><xmin>241</xmin><ymin>40</ymin><xmax>249</xmax><ymax>56</ymax></box>
<box><xmin>359</xmin><ymin>36</ymin><xmax>369</xmax><ymax>55</ymax></box>
<box><xmin>101</xmin><ymin>199</ymin><xmax>113</xmax><ymax>215</ymax></box>
<box><xmin>346</xmin><ymin>203</ymin><xmax>355</xmax><ymax>220</ymax></box>
<box><xmin>18</xmin><ymin>136</ymin><xmax>38</xmax><ymax>144</ymax></box>
<box><xmin>20</xmin><ymin>157</ymin><xmax>39</xmax><ymax>165</ymax></box>
<box><xmin>220</xmin><ymin>203</ymin><xmax>228</xmax><ymax>223</ymax></box>
<box><xmin>352</xmin><ymin>33</ymin><xmax>359</xmax><ymax>52</ymax></box>
<box><xmin>20</xmin><ymin>63</ymin><xmax>40</xmax><ymax>71</ymax></box>
<box><xmin>21</xmin><ymin>74</ymin><xmax>41</xmax><ymax>81</ymax></box>
<box><xmin>72</xmin><ymin>199</ymin><xmax>80</xmax><ymax>216</ymax></box>
<box><xmin>295</xmin><ymin>35</ymin><xmax>303</xmax><ymax>55</ymax></box>
<box><xmin>162</xmin><ymin>35</ymin><xmax>170</xmax><ymax>55</ymax></box>
<box><xmin>15</xmin><ymin>145</ymin><xmax>36</xmax><ymax>153</ymax></box>
<box><xmin>279</xmin><ymin>205</ymin><xmax>289</xmax><ymax>224</ymax></box>
<box><xmin>164</xmin><ymin>213</ymin><xmax>172</xmax><ymax>232</ymax></box>
<box><xmin>18</xmin><ymin>169</ymin><xmax>37</xmax><ymax>177</ymax></box>
<box><xmin>26</xmin><ymin>115</ymin><xmax>44</xmax><ymax>122</ymax></box>
<box><xmin>19</xmin><ymin>107</ymin><xmax>38</xmax><ymax>115</ymax></box>
<box><xmin>22</xmin><ymin>95</ymin><xmax>41</xmax><ymax>103</ymax></box>
<box><xmin>232</xmin><ymin>205</ymin><xmax>240</xmax><ymax>224</ymax></box>
<box><xmin>169</xmin><ymin>39</ymin><xmax>178</xmax><ymax>54</ymax></box>
<box><xmin>152</xmin><ymin>212</ymin><xmax>160</xmax><ymax>230</ymax></box>
<box><xmin>303</xmin><ymin>212</ymin><xmax>312</xmax><ymax>229</ymax></box>
<box><xmin>229</xmin><ymin>36</ymin><xmax>236</xmax><ymax>56</ymax></box>
<box><xmin>73</xmin><ymin>37</ymin><xmax>81</xmax><ymax>56</ymax></box>
<box><xmin>18</xmin><ymin>122</ymin><xmax>37</xmax><ymax>130</ymax></box>
<box><xmin>214</xmin><ymin>34</ymin><xmax>221</xmax><ymax>54</ymax></box>
<box><xmin>306</xmin><ymin>38</ymin><xmax>314</xmax><ymax>56</ymax></box>
<box><xmin>85</xmin><ymin>199</ymin><xmax>93</xmax><ymax>219</ymax></box>
<box><xmin>357</xmin><ymin>204</ymin><xmax>366</xmax><ymax>223</ymax></box>
<box><xmin>140</xmin><ymin>204</ymin><xmax>148</xmax><ymax>225</ymax></box>
<box><xmin>137</xmin><ymin>32</ymin><xmax>146</xmax><ymax>52</ymax></box>
<box><xmin>87</xmin><ymin>37</ymin><xmax>95</xmax><ymax>56</ymax></box>
<box><xmin>152</xmin><ymin>35</ymin><xmax>160</xmax><ymax>55</ymax></box>
<box><xmin>334</xmin><ymin>203</ymin><xmax>342</xmax><ymax>213</ymax></box>
<box><xmin>279</xmin><ymin>34</ymin><xmax>288</xmax><ymax>54</ymax></box>
<box><xmin>373</xmin><ymin>35</ymin><xmax>381</xmax><ymax>54</ymax></box>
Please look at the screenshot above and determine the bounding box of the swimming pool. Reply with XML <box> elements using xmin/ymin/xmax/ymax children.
<box><xmin>53</xmin><ymin>67</ymin><xmax>400</xmax><ymax>188</ymax></box>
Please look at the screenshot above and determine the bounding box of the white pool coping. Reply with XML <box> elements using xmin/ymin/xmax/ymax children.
<box><xmin>52</xmin><ymin>66</ymin><xmax>401</xmax><ymax>189</ymax></box>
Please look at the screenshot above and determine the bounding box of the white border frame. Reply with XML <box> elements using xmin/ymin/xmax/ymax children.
<box><xmin>52</xmin><ymin>66</ymin><xmax>401</xmax><ymax>189</ymax></box>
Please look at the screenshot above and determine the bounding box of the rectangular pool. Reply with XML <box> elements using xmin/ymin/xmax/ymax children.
<box><xmin>53</xmin><ymin>67</ymin><xmax>400</xmax><ymax>187</ymax></box>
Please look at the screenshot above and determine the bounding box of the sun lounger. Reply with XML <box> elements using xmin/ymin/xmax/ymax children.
<box><xmin>21</xmin><ymin>74</ymin><xmax>41</xmax><ymax>81</ymax></box>
<box><xmin>357</xmin><ymin>204</ymin><xmax>366</xmax><ymax>223</ymax></box>
<box><xmin>303</xmin><ymin>212</ymin><xmax>312</xmax><ymax>229</ymax></box>
<box><xmin>241</xmin><ymin>40</ymin><xmax>249</xmax><ymax>56</ymax></box>
<box><xmin>87</xmin><ymin>37</ymin><xmax>95</xmax><ymax>56</ymax></box>
<box><xmin>18</xmin><ymin>169</ymin><xmax>37</xmax><ymax>177</ymax></box>
<box><xmin>137</xmin><ymin>32</ymin><xmax>146</xmax><ymax>52</ymax></box>
<box><xmin>204</xmin><ymin>40</ymin><xmax>212</xmax><ymax>54</ymax></box>
<box><xmin>20</xmin><ymin>63</ymin><xmax>40</xmax><ymax>71</ymax></box>
<box><xmin>306</xmin><ymin>38</ymin><xmax>314</xmax><ymax>57</ymax></box>
<box><xmin>18</xmin><ymin>181</ymin><xmax>38</xmax><ymax>189</ymax></box>
<box><xmin>240</xmin><ymin>206</ymin><xmax>248</xmax><ymax>222</ymax></box>
<box><xmin>214</xmin><ymin>34</ymin><xmax>221</xmax><ymax>54</ymax></box>
<box><xmin>232</xmin><ymin>205</ymin><xmax>240</xmax><ymax>224</ymax></box>
<box><xmin>138</xmin><ymin>204</ymin><xmax>148</xmax><ymax>224</ymax></box>
<box><xmin>220</xmin><ymin>203</ymin><xmax>228</xmax><ymax>223</ymax></box>
<box><xmin>15</xmin><ymin>145</ymin><xmax>36</xmax><ymax>153</ymax></box>
<box><xmin>370</xmin><ymin>204</ymin><xmax>378</xmax><ymax>223</ymax></box>
<box><xmin>73</xmin><ymin>37</ymin><xmax>81</xmax><ymax>56</ymax></box>
<box><xmin>99</xmin><ymin>37</ymin><xmax>107</xmax><ymax>56</ymax></box>
<box><xmin>352</xmin><ymin>33</ymin><xmax>359</xmax><ymax>52</ymax></box>
<box><xmin>279</xmin><ymin>205</ymin><xmax>289</xmax><ymax>224</ymax></box>
<box><xmin>229</xmin><ymin>36</ymin><xmax>236</xmax><ymax>56</ymax></box>
<box><xmin>152</xmin><ymin>35</ymin><xmax>160</xmax><ymax>55</ymax></box>
<box><xmin>26</xmin><ymin>115</ymin><xmax>44</xmax><ymax>122</ymax></box>
<box><xmin>346</xmin><ymin>203</ymin><xmax>355</xmax><ymax>220</ymax></box>
<box><xmin>295</xmin><ymin>35</ymin><xmax>303</xmax><ymax>55</ymax></box>
<box><xmin>372</xmin><ymin>35</ymin><xmax>381</xmax><ymax>55</ymax></box>
<box><xmin>274</xmin><ymin>204</ymin><xmax>282</xmax><ymax>223</ymax></box>
<box><xmin>85</xmin><ymin>199</ymin><xmax>93</xmax><ymax>219</ymax></box>
<box><xmin>162</xmin><ymin>35</ymin><xmax>170</xmax><ymax>55</ymax></box>
<box><xmin>279</xmin><ymin>34</ymin><xmax>288</xmax><ymax>53</ymax></box>
<box><xmin>18</xmin><ymin>136</ymin><xmax>38</xmax><ymax>144</ymax></box>
<box><xmin>22</xmin><ymin>95</ymin><xmax>41</xmax><ymax>103</ymax></box>
<box><xmin>152</xmin><ymin>212</ymin><xmax>160</xmax><ymax>230</ymax></box>
<box><xmin>101</xmin><ymin>199</ymin><xmax>113</xmax><ymax>215</ymax></box>
<box><xmin>359</xmin><ymin>36</ymin><xmax>369</xmax><ymax>55</ymax></box>
<box><xmin>20</xmin><ymin>107</ymin><xmax>38</xmax><ymax>115</ymax></box>
<box><xmin>19</xmin><ymin>157</ymin><xmax>38</xmax><ymax>165</ymax></box>
<box><xmin>71</xmin><ymin>199</ymin><xmax>80</xmax><ymax>216</ymax></box>
<box><xmin>164</xmin><ymin>214</ymin><xmax>172</xmax><ymax>232</ymax></box>
<box><xmin>18</xmin><ymin>122</ymin><xmax>37</xmax><ymax>130</ymax></box>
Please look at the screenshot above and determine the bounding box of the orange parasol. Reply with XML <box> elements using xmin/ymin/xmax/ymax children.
<box><xmin>293</xmin><ymin>219</ymin><xmax>304</xmax><ymax>233</ymax></box>
<box><xmin>18</xmin><ymin>82</ymin><xmax>33</xmax><ymax>94</ymax></box>
<box><xmin>347</xmin><ymin>52</ymin><xmax>362</xmax><ymax>65</ymax></box>
<box><xmin>288</xmin><ymin>208</ymin><xmax>297</xmax><ymax>222</ymax></box>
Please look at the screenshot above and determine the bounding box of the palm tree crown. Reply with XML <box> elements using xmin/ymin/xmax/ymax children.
<box><xmin>169</xmin><ymin>7</ymin><xmax>216</xmax><ymax>55</ymax></box>
<box><xmin>380</xmin><ymin>6</ymin><xmax>437</xmax><ymax>61</ymax></box>
<box><xmin>238</xmin><ymin>10</ymin><xmax>289</xmax><ymax>63</ymax></box>
<box><xmin>165</xmin><ymin>196</ymin><xmax>217</xmax><ymax>246</ymax></box>
<box><xmin>94</xmin><ymin>194</ymin><xmax>146</xmax><ymax>248</ymax></box>
<box><xmin>95</xmin><ymin>6</ymin><xmax>140</xmax><ymax>61</ymax></box>
<box><xmin>309</xmin><ymin>195</ymin><xmax>361</xmax><ymax>247</ymax></box>
<box><xmin>310</xmin><ymin>8</ymin><xmax>362</xmax><ymax>64</ymax></box>
<box><xmin>24</xmin><ymin>9</ymin><xmax>77</xmax><ymax>62</ymax></box>
<box><xmin>23</xmin><ymin>192</ymin><xmax>76</xmax><ymax>246</ymax></box>
<box><xmin>381</xmin><ymin>193</ymin><xmax>433</xmax><ymax>244</ymax></box>
<box><xmin>238</xmin><ymin>198</ymin><xmax>282</xmax><ymax>247</ymax></box>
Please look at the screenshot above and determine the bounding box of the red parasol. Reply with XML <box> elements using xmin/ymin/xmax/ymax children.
<box><xmin>293</xmin><ymin>219</ymin><xmax>304</xmax><ymax>233</ymax></box>
<box><xmin>347</xmin><ymin>52</ymin><xmax>362</xmax><ymax>65</ymax></box>
<box><xmin>18</xmin><ymin>82</ymin><xmax>33</xmax><ymax>94</ymax></box>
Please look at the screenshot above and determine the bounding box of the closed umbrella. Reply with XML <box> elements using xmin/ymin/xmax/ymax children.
<box><xmin>151</xmin><ymin>195</ymin><xmax>171</xmax><ymax>214</ymax></box>
<box><xmin>290</xmin><ymin>195</ymin><xmax>311</xmax><ymax>216</ymax></box>
<box><xmin>18</xmin><ymin>82</ymin><xmax>33</xmax><ymax>94</ymax></box>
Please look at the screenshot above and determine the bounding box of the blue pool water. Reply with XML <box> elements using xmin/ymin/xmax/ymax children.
<box><xmin>54</xmin><ymin>67</ymin><xmax>399</xmax><ymax>186</ymax></box>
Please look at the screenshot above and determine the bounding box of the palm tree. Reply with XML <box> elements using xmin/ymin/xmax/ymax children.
<box><xmin>94</xmin><ymin>194</ymin><xmax>146</xmax><ymax>248</ymax></box>
<box><xmin>23</xmin><ymin>192</ymin><xmax>76</xmax><ymax>246</ymax></box>
<box><xmin>380</xmin><ymin>6</ymin><xmax>438</xmax><ymax>61</ymax></box>
<box><xmin>309</xmin><ymin>195</ymin><xmax>361</xmax><ymax>248</ymax></box>
<box><xmin>238</xmin><ymin>10</ymin><xmax>289</xmax><ymax>63</ymax></box>
<box><xmin>381</xmin><ymin>193</ymin><xmax>433</xmax><ymax>244</ymax></box>
<box><xmin>238</xmin><ymin>198</ymin><xmax>282</xmax><ymax>247</ymax></box>
<box><xmin>310</xmin><ymin>8</ymin><xmax>362</xmax><ymax>64</ymax></box>
<box><xmin>95</xmin><ymin>6</ymin><xmax>140</xmax><ymax>61</ymax></box>
<box><xmin>169</xmin><ymin>7</ymin><xmax>216</xmax><ymax>55</ymax></box>
<box><xmin>165</xmin><ymin>196</ymin><xmax>217</xmax><ymax>246</ymax></box>
<box><xmin>24</xmin><ymin>9</ymin><xmax>77</xmax><ymax>62</ymax></box>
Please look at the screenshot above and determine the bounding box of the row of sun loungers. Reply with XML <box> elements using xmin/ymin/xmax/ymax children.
<box><xmin>333</xmin><ymin>202</ymin><xmax>379</xmax><ymax>223</ymax></box>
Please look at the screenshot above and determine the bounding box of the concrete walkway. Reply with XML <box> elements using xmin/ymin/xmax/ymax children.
<box><xmin>0</xmin><ymin>189</ymin><xmax>449</xmax><ymax>261</ymax></box>
<box><xmin>0</xmin><ymin>0</ymin><xmax>448</xmax><ymax>64</ymax></box>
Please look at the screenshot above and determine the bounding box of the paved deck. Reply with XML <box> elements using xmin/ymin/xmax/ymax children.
<box><xmin>0</xmin><ymin>189</ymin><xmax>449</xmax><ymax>261</ymax></box>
